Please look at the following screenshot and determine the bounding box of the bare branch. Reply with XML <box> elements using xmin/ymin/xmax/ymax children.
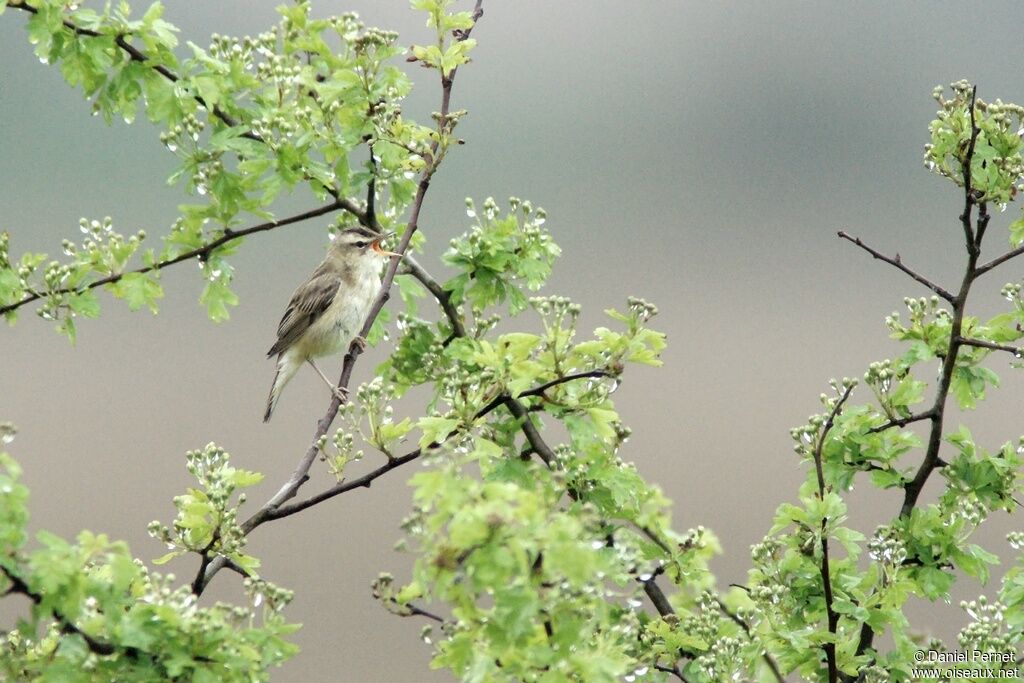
<box><xmin>476</xmin><ymin>370</ymin><xmax>610</xmax><ymax>417</ymax></box>
<box><xmin>837</xmin><ymin>231</ymin><xmax>955</xmax><ymax>302</ymax></box>
<box><xmin>264</xmin><ymin>449</ymin><xmax>422</xmax><ymax>522</ymax></box>
<box><xmin>975</xmin><ymin>243</ymin><xmax>1024</xmax><ymax>277</ymax></box>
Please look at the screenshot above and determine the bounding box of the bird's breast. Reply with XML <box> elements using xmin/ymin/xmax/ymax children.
<box><xmin>302</xmin><ymin>269</ymin><xmax>380</xmax><ymax>358</ymax></box>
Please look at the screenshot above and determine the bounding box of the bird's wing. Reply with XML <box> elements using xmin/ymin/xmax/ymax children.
<box><xmin>267</xmin><ymin>273</ymin><xmax>341</xmax><ymax>357</ymax></box>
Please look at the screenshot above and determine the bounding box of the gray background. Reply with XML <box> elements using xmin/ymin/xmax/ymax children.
<box><xmin>2</xmin><ymin>2</ymin><xmax>1024</xmax><ymax>680</ymax></box>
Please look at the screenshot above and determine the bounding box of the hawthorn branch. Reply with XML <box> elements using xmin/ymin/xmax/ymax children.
<box><xmin>266</xmin><ymin>371</ymin><xmax>606</xmax><ymax>523</ymax></box>
<box><xmin>476</xmin><ymin>370</ymin><xmax>610</xmax><ymax>417</ymax></box>
<box><xmin>0</xmin><ymin>200</ymin><xmax>345</xmax><ymax>316</ymax></box>
<box><xmin>901</xmin><ymin>88</ymin><xmax>984</xmax><ymax>519</ymax></box>
<box><xmin>837</xmin><ymin>231</ymin><xmax>955</xmax><ymax>303</ymax></box>
<box><xmin>507</xmin><ymin>398</ymin><xmax>684</xmax><ymax>634</ymax></box>
<box><xmin>193</xmin><ymin>2</ymin><xmax>486</xmax><ymax>594</ymax></box>
<box><xmin>848</xmin><ymin>87</ymin><xmax>989</xmax><ymax>677</ymax></box>
<box><xmin>506</xmin><ymin>399</ymin><xmax>557</xmax><ymax>467</ymax></box>
<box><xmin>641</xmin><ymin>573</ymin><xmax>675</xmax><ymax>618</ymax></box>
<box><xmin>810</xmin><ymin>383</ymin><xmax>855</xmax><ymax>683</ymax></box>
<box><xmin>1</xmin><ymin>565</ymin><xmax>140</xmax><ymax>660</ymax></box>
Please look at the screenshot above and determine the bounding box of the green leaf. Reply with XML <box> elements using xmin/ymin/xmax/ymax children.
<box><xmin>417</xmin><ymin>416</ymin><xmax>459</xmax><ymax>448</ymax></box>
<box><xmin>1010</xmin><ymin>215</ymin><xmax>1024</xmax><ymax>247</ymax></box>
<box><xmin>200</xmin><ymin>279</ymin><xmax>239</xmax><ymax>322</ymax></box>
<box><xmin>68</xmin><ymin>290</ymin><xmax>101</xmax><ymax>318</ymax></box>
<box><xmin>109</xmin><ymin>272</ymin><xmax>164</xmax><ymax>313</ymax></box>
<box><xmin>152</xmin><ymin>550</ymin><xmax>183</xmax><ymax>565</ymax></box>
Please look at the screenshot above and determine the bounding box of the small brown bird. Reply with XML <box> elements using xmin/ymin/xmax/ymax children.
<box><xmin>264</xmin><ymin>226</ymin><xmax>398</xmax><ymax>422</ymax></box>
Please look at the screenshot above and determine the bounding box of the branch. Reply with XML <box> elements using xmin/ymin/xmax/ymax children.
<box><xmin>506</xmin><ymin>399</ymin><xmax>557</xmax><ymax>467</ymax></box>
<box><xmin>401</xmin><ymin>257</ymin><xmax>467</xmax><ymax>339</ymax></box>
<box><xmin>810</xmin><ymin>383</ymin><xmax>855</xmax><ymax>683</ymax></box>
<box><xmin>655</xmin><ymin>663</ymin><xmax>688</xmax><ymax>679</ymax></box>
<box><xmin>961</xmin><ymin>86</ymin><xmax>980</xmax><ymax>253</ymax></box>
<box><xmin>974</xmin><ymin>243</ymin><xmax>1024</xmax><ymax>277</ymax></box>
<box><xmin>476</xmin><ymin>370</ymin><xmax>610</xmax><ymax>417</ymax></box>
<box><xmin>641</xmin><ymin>574</ymin><xmax>675</xmax><ymax>618</ymax></box>
<box><xmin>836</xmin><ymin>231</ymin><xmax>955</xmax><ymax>302</ymax></box>
<box><xmin>0</xmin><ymin>200</ymin><xmax>344</xmax><ymax>316</ymax></box>
<box><xmin>957</xmin><ymin>336</ymin><xmax>1023</xmax><ymax>357</ymax></box>
<box><xmin>901</xmin><ymin>112</ymin><xmax>985</xmax><ymax>519</ymax></box>
<box><xmin>263</xmin><ymin>448</ymin><xmax>422</xmax><ymax>522</ymax></box>
<box><xmin>189</xmin><ymin>531</ymin><xmax>221</xmax><ymax>595</ymax></box>
<box><xmin>866</xmin><ymin>408</ymin><xmax>936</xmax><ymax>434</ymax></box>
<box><xmin>1</xmin><ymin>564</ymin><xmax>141</xmax><ymax>660</ymax></box>
<box><xmin>508</xmin><ymin>394</ymin><xmax>688</xmax><ymax>641</ymax></box>
<box><xmin>852</xmin><ymin>86</ymin><xmax>988</xmax><ymax>674</ymax></box>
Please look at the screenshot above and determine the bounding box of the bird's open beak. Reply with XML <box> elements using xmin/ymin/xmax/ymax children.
<box><xmin>371</xmin><ymin>232</ymin><xmax>402</xmax><ymax>258</ymax></box>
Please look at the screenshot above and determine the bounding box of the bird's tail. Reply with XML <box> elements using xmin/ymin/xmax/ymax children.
<box><xmin>264</xmin><ymin>354</ymin><xmax>300</xmax><ymax>422</ymax></box>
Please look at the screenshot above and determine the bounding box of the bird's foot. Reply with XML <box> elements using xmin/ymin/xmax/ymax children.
<box><xmin>350</xmin><ymin>335</ymin><xmax>368</xmax><ymax>352</ymax></box>
<box><xmin>331</xmin><ymin>385</ymin><xmax>350</xmax><ymax>403</ymax></box>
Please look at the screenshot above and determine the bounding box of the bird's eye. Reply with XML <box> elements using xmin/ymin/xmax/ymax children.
<box><xmin>354</xmin><ymin>241</ymin><xmax>368</xmax><ymax>248</ymax></box>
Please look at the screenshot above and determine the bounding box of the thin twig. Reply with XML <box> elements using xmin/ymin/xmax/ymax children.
<box><xmin>974</xmin><ymin>243</ymin><xmax>1024</xmax><ymax>277</ymax></box>
<box><xmin>476</xmin><ymin>370</ymin><xmax>610</xmax><ymax>417</ymax></box>
<box><xmin>866</xmin><ymin>408</ymin><xmax>936</xmax><ymax>434</ymax></box>
<box><xmin>393</xmin><ymin>600</ymin><xmax>446</xmax><ymax>624</ymax></box>
<box><xmin>957</xmin><ymin>336</ymin><xmax>1023</xmax><ymax>357</ymax></box>
<box><xmin>837</xmin><ymin>231</ymin><xmax>955</xmax><ymax>303</ymax></box>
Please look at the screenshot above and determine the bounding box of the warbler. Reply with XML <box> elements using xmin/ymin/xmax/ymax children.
<box><xmin>264</xmin><ymin>226</ymin><xmax>399</xmax><ymax>422</ymax></box>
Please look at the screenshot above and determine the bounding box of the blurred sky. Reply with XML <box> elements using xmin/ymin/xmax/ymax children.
<box><xmin>3</xmin><ymin>2</ymin><xmax>1024</xmax><ymax>680</ymax></box>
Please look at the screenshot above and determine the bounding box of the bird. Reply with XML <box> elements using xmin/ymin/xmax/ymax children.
<box><xmin>264</xmin><ymin>226</ymin><xmax>399</xmax><ymax>422</ymax></box>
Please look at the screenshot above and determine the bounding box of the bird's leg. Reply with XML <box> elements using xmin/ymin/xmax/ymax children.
<box><xmin>307</xmin><ymin>360</ymin><xmax>348</xmax><ymax>402</ymax></box>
